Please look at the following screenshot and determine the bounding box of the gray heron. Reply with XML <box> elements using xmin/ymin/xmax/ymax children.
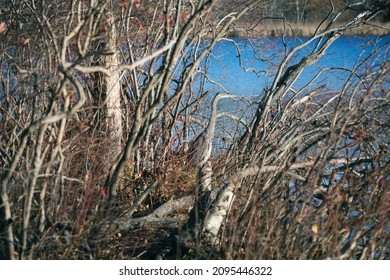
<box><xmin>189</xmin><ymin>92</ymin><xmax>236</xmax><ymax>166</ymax></box>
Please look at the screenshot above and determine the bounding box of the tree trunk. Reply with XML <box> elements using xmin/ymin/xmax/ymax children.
<box><xmin>103</xmin><ymin>12</ymin><xmax>123</xmax><ymax>162</ymax></box>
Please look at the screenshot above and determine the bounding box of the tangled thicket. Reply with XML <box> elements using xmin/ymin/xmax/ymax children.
<box><xmin>0</xmin><ymin>0</ymin><xmax>389</xmax><ymax>259</ymax></box>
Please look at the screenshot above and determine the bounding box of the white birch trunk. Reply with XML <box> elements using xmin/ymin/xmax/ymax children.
<box><xmin>201</xmin><ymin>181</ymin><xmax>234</xmax><ymax>246</ymax></box>
<box><xmin>201</xmin><ymin>166</ymin><xmax>262</xmax><ymax>246</ymax></box>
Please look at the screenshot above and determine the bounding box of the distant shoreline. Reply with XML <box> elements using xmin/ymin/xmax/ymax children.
<box><xmin>227</xmin><ymin>21</ymin><xmax>390</xmax><ymax>38</ymax></box>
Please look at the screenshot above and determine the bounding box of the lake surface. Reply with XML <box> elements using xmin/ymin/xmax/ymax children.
<box><xmin>184</xmin><ymin>35</ymin><xmax>390</xmax><ymax>152</ymax></box>
<box><xmin>203</xmin><ymin>35</ymin><xmax>390</xmax><ymax>97</ymax></box>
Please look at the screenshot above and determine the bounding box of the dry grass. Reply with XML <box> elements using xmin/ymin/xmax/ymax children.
<box><xmin>228</xmin><ymin>20</ymin><xmax>390</xmax><ymax>38</ymax></box>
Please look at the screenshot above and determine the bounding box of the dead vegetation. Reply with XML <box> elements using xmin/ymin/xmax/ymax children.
<box><xmin>0</xmin><ymin>0</ymin><xmax>389</xmax><ymax>260</ymax></box>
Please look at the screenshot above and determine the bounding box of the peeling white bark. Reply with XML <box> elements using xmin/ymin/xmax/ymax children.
<box><xmin>202</xmin><ymin>181</ymin><xmax>234</xmax><ymax>246</ymax></box>
<box><xmin>114</xmin><ymin>195</ymin><xmax>194</xmax><ymax>230</ymax></box>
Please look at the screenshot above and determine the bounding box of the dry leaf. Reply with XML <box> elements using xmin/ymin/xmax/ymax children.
<box><xmin>20</xmin><ymin>37</ymin><xmax>30</xmax><ymax>46</ymax></box>
<box><xmin>311</xmin><ymin>224</ymin><xmax>319</xmax><ymax>234</ymax></box>
<box><xmin>0</xmin><ymin>22</ymin><xmax>7</xmax><ymax>33</ymax></box>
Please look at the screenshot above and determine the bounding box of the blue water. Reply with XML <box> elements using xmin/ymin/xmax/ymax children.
<box><xmin>202</xmin><ymin>35</ymin><xmax>390</xmax><ymax>96</ymax></box>
<box><xmin>179</xmin><ymin>35</ymin><xmax>390</xmax><ymax>154</ymax></box>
